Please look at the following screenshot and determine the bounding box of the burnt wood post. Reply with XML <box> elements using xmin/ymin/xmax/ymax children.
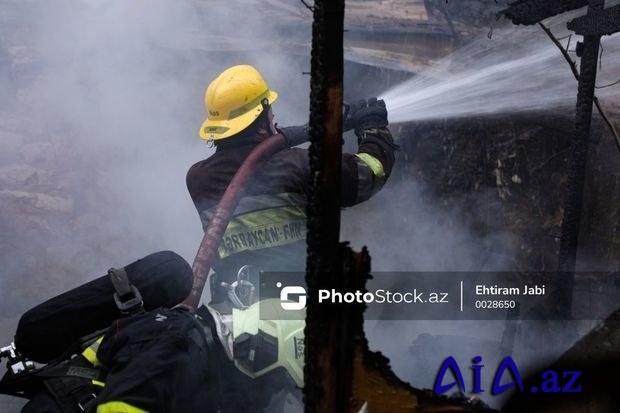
<box><xmin>304</xmin><ymin>0</ymin><xmax>350</xmax><ymax>411</ymax></box>
<box><xmin>557</xmin><ymin>0</ymin><xmax>606</xmax><ymax>315</ymax></box>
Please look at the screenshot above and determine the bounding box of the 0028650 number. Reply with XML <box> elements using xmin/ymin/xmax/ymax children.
<box><xmin>474</xmin><ymin>300</ymin><xmax>516</xmax><ymax>309</ymax></box>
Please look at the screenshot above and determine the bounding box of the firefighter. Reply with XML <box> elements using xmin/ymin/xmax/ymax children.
<box><xmin>11</xmin><ymin>64</ymin><xmax>397</xmax><ymax>413</ymax></box>
<box><xmin>180</xmin><ymin>63</ymin><xmax>397</xmax><ymax>410</ymax></box>
<box><xmin>187</xmin><ymin>64</ymin><xmax>397</xmax><ymax>312</ymax></box>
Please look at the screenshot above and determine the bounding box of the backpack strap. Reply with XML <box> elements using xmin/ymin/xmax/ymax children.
<box><xmin>108</xmin><ymin>267</ymin><xmax>144</xmax><ymax>315</ymax></box>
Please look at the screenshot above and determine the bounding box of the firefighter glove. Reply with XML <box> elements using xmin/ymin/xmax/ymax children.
<box><xmin>351</xmin><ymin>98</ymin><xmax>388</xmax><ymax>137</ymax></box>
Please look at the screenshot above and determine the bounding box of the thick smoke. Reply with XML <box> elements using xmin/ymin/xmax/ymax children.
<box><xmin>22</xmin><ymin>0</ymin><xmax>311</xmax><ymax>265</ymax></box>
<box><xmin>342</xmin><ymin>178</ymin><xmax>523</xmax><ymax>407</ymax></box>
<box><xmin>0</xmin><ymin>0</ymin><xmax>311</xmax><ymax>307</ymax></box>
<box><xmin>341</xmin><ymin>178</ymin><xmax>594</xmax><ymax>408</ymax></box>
<box><xmin>1</xmin><ymin>0</ymin><xmax>619</xmax><ymax>411</ymax></box>
<box><xmin>1</xmin><ymin>1</ymin><xmax>311</xmax><ymax>409</ymax></box>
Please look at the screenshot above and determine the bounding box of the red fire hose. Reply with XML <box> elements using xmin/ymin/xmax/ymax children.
<box><xmin>181</xmin><ymin>133</ymin><xmax>288</xmax><ymax>312</ymax></box>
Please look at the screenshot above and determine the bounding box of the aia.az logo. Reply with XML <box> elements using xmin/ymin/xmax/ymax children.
<box><xmin>435</xmin><ymin>356</ymin><xmax>582</xmax><ymax>395</ymax></box>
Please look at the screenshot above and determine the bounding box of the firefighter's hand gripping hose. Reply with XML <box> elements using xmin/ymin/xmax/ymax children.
<box><xmin>343</xmin><ymin>97</ymin><xmax>388</xmax><ymax>135</ymax></box>
<box><xmin>180</xmin><ymin>133</ymin><xmax>289</xmax><ymax>313</ymax></box>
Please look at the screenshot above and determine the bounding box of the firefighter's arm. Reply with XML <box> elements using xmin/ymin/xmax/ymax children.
<box><xmin>342</xmin><ymin>98</ymin><xmax>397</xmax><ymax>206</ymax></box>
<box><xmin>277</xmin><ymin>124</ymin><xmax>308</xmax><ymax>147</ymax></box>
<box><xmin>279</xmin><ymin>98</ymin><xmax>396</xmax><ymax>205</ymax></box>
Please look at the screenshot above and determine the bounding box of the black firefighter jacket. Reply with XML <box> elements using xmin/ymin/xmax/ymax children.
<box><xmin>186</xmin><ymin>127</ymin><xmax>396</xmax><ymax>301</ymax></box>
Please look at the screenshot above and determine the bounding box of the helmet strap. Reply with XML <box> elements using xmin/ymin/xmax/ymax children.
<box><xmin>261</xmin><ymin>98</ymin><xmax>277</xmax><ymax>136</ymax></box>
<box><xmin>206</xmin><ymin>134</ymin><xmax>215</xmax><ymax>148</ymax></box>
<box><xmin>261</xmin><ymin>98</ymin><xmax>270</xmax><ymax>110</ymax></box>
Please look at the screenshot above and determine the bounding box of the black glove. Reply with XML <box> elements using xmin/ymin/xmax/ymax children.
<box><xmin>350</xmin><ymin>97</ymin><xmax>388</xmax><ymax>137</ymax></box>
<box><xmin>277</xmin><ymin>125</ymin><xmax>309</xmax><ymax>147</ymax></box>
<box><xmin>343</xmin><ymin>100</ymin><xmax>365</xmax><ymax>132</ymax></box>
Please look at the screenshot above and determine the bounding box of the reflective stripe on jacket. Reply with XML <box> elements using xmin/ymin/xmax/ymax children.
<box><xmin>97</xmin><ymin>401</ymin><xmax>148</xmax><ymax>413</ymax></box>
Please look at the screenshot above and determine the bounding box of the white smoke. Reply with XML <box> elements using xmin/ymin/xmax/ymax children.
<box><xmin>0</xmin><ymin>3</ymin><xmax>311</xmax><ymax>410</ymax></box>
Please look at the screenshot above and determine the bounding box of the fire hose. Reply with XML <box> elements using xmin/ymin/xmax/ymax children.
<box><xmin>180</xmin><ymin>133</ymin><xmax>289</xmax><ymax>312</ymax></box>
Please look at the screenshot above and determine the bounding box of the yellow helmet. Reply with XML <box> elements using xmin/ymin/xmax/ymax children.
<box><xmin>199</xmin><ymin>65</ymin><xmax>278</xmax><ymax>141</ymax></box>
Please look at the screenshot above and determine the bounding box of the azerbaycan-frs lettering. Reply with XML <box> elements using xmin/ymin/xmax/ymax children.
<box><xmin>221</xmin><ymin>221</ymin><xmax>305</xmax><ymax>253</ymax></box>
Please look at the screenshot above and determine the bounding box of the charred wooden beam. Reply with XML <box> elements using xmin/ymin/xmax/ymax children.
<box><xmin>567</xmin><ymin>4</ymin><xmax>620</xmax><ymax>36</ymax></box>
<box><xmin>304</xmin><ymin>0</ymin><xmax>348</xmax><ymax>411</ymax></box>
<box><xmin>501</xmin><ymin>0</ymin><xmax>588</xmax><ymax>26</ymax></box>
<box><xmin>557</xmin><ymin>0</ymin><xmax>606</xmax><ymax>314</ymax></box>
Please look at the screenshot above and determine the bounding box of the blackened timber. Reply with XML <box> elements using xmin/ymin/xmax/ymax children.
<box><xmin>557</xmin><ymin>0</ymin><xmax>605</xmax><ymax>314</ymax></box>
<box><xmin>567</xmin><ymin>4</ymin><xmax>620</xmax><ymax>36</ymax></box>
<box><xmin>502</xmin><ymin>0</ymin><xmax>588</xmax><ymax>25</ymax></box>
<box><xmin>304</xmin><ymin>0</ymin><xmax>348</xmax><ymax>412</ymax></box>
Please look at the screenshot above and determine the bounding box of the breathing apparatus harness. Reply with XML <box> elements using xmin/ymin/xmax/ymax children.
<box><xmin>0</xmin><ymin>267</ymin><xmax>145</xmax><ymax>410</ymax></box>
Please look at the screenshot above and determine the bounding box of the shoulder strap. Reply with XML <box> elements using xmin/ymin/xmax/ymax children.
<box><xmin>108</xmin><ymin>267</ymin><xmax>144</xmax><ymax>315</ymax></box>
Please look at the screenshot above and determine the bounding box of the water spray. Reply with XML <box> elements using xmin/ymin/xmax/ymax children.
<box><xmin>379</xmin><ymin>24</ymin><xmax>619</xmax><ymax>124</ymax></box>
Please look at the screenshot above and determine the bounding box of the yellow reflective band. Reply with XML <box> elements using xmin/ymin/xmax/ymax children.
<box><xmin>203</xmin><ymin>125</ymin><xmax>230</xmax><ymax>135</ymax></box>
<box><xmin>200</xmin><ymin>192</ymin><xmax>307</xmax><ymax>231</ymax></box>
<box><xmin>92</xmin><ymin>379</ymin><xmax>105</xmax><ymax>387</ymax></box>
<box><xmin>82</xmin><ymin>337</ymin><xmax>104</xmax><ymax>368</ymax></box>
<box><xmin>96</xmin><ymin>401</ymin><xmax>148</xmax><ymax>413</ymax></box>
<box><xmin>355</xmin><ymin>153</ymin><xmax>385</xmax><ymax>186</ymax></box>
<box><xmin>228</xmin><ymin>89</ymin><xmax>270</xmax><ymax>119</ymax></box>
<box><xmin>218</xmin><ymin>206</ymin><xmax>307</xmax><ymax>258</ymax></box>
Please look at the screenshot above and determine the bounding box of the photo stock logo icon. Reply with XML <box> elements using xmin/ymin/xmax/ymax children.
<box><xmin>278</xmin><ymin>282</ymin><xmax>307</xmax><ymax>310</ymax></box>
